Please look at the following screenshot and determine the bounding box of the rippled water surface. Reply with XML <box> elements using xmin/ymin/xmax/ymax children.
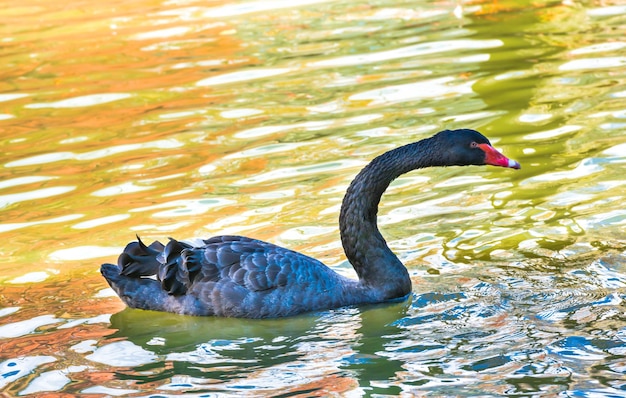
<box><xmin>1</xmin><ymin>0</ymin><xmax>626</xmax><ymax>396</ymax></box>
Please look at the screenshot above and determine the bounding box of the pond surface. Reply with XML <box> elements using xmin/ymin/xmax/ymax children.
<box><xmin>1</xmin><ymin>0</ymin><xmax>626</xmax><ymax>396</ymax></box>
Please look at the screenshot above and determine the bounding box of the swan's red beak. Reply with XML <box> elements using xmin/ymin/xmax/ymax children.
<box><xmin>478</xmin><ymin>144</ymin><xmax>521</xmax><ymax>169</ymax></box>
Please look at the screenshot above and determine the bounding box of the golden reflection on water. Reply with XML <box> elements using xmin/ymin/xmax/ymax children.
<box><xmin>1</xmin><ymin>0</ymin><xmax>626</xmax><ymax>395</ymax></box>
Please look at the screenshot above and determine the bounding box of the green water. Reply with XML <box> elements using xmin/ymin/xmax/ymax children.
<box><xmin>1</xmin><ymin>0</ymin><xmax>625</xmax><ymax>396</ymax></box>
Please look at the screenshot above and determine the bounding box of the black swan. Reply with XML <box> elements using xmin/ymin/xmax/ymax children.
<box><xmin>101</xmin><ymin>129</ymin><xmax>520</xmax><ymax>318</ymax></box>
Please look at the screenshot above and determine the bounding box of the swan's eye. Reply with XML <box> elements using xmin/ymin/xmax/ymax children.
<box><xmin>470</xmin><ymin>142</ymin><xmax>479</xmax><ymax>148</ymax></box>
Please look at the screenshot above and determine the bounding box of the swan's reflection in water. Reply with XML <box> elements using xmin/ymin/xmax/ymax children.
<box><xmin>104</xmin><ymin>299</ymin><xmax>409</xmax><ymax>394</ymax></box>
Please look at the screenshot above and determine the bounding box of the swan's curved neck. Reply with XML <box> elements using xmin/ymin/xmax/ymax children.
<box><xmin>339</xmin><ymin>138</ymin><xmax>440</xmax><ymax>300</ymax></box>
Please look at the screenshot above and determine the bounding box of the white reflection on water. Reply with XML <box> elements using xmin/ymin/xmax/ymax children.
<box><xmin>19</xmin><ymin>366</ymin><xmax>88</xmax><ymax>396</ymax></box>
<box><xmin>0</xmin><ymin>214</ymin><xmax>84</xmax><ymax>233</ymax></box>
<box><xmin>71</xmin><ymin>214</ymin><xmax>131</xmax><ymax>229</ymax></box>
<box><xmin>130</xmin><ymin>221</ymin><xmax>193</xmax><ymax>232</ymax></box>
<box><xmin>86</xmin><ymin>340</ymin><xmax>158</xmax><ymax>367</ymax></box>
<box><xmin>197</xmin><ymin>68</ymin><xmax>294</xmax><ymax>86</ymax></box>
<box><xmin>0</xmin><ymin>93</ymin><xmax>29</xmax><ymax>102</ymax></box>
<box><xmin>522</xmin><ymin>124</ymin><xmax>582</xmax><ymax>140</ymax></box>
<box><xmin>224</xmin><ymin>142</ymin><xmax>309</xmax><ymax>159</ymax></box>
<box><xmin>70</xmin><ymin>340</ymin><xmax>98</xmax><ymax>354</ymax></box>
<box><xmin>8</xmin><ymin>271</ymin><xmax>55</xmax><ymax>284</ymax></box>
<box><xmin>587</xmin><ymin>4</ymin><xmax>626</xmax><ymax>16</ymax></box>
<box><xmin>220</xmin><ymin>108</ymin><xmax>263</xmax><ymax>119</ymax></box>
<box><xmin>559</xmin><ymin>57</ymin><xmax>626</xmax><ymax>71</ymax></box>
<box><xmin>0</xmin><ymin>315</ymin><xmax>60</xmax><ymax>339</ymax></box>
<box><xmin>0</xmin><ymin>176</ymin><xmax>55</xmax><ymax>190</ymax></box>
<box><xmin>198</xmin><ymin>0</ymin><xmax>333</xmax><ymax>18</ymax></box>
<box><xmin>48</xmin><ymin>246</ymin><xmax>123</xmax><ymax>261</ymax></box>
<box><xmin>349</xmin><ymin>77</ymin><xmax>474</xmax><ymax>106</ymax></box>
<box><xmin>0</xmin><ymin>307</ymin><xmax>19</xmax><ymax>318</ymax></box>
<box><xmin>523</xmin><ymin>158</ymin><xmax>604</xmax><ymax>183</ymax></box>
<box><xmin>0</xmin><ymin>356</ymin><xmax>57</xmax><ymax>390</ymax></box>
<box><xmin>0</xmin><ymin>186</ymin><xmax>76</xmax><ymax>208</ymax></box>
<box><xmin>308</xmin><ymin>39</ymin><xmax>502</xmax><ymax>68</ymax></box>
<box><xmin>25</xmin><ymin>93</ymin><xmax>132</xmax><ymax>109</ymax></box>
<box><xmin>91</xmin><ymin>182</ymin><xmax>154</xmax><ymax>197</ymax></box>
<box><xmin>81</xmin><ymin>386</ymin><xmax>139</xmax><ymax>396</ymax></box>
<box><xmin>132</xmin><ymin>26</ymin><xmax>192</xmax><ymax>40</ymax></box>
<box><xmin>58</xmin><ymin>315</ymin><xmax>111</xmax><ymax>329</ymax></box>
<box><xmin>5</xmin><ymin>139</ymin><xmax>183</xmax><ymax>167</ymax></box>
<box><xmin>234</xmin><ymin>121</ymin><xmax>331</xmax><ymax>139</ymax></box>
<box><xmin>208</xmin><ymin>204</ymin><xmax>288</xmax><ymax>231</ymax></box>
<box><xmin>281</xmin><ymin>226</ymin><xmax>336</xmax><ymax>241</ymax></box>
<box><xmin>570</xmin><ymin>42</ymin><xmax>626</xmax><ymax>55</ymax></box>
<box><xmin>518</xmin><ymin>113</ymin><xmax>552</xmax><ymax>123</ymax></box>
<box><xmin>602</xmin><ymin>142</ymin><xmax>626</xmax><ymax>157</ymax></box>
<box><xmin>131</xmin><ymin>198</ymin><xmax>235</xmax><ymax>217</ymax></box>
<box><xmin>234</xmin><ymin>159</ymin><xmax>365</xmax><ymax>185</ymax></box>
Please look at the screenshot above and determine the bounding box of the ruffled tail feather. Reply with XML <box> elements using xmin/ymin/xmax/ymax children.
<box><xmin>101</xmin><ymin>236</ymin><xmax>175</xmax><ymax>312</ymax></box>
<box><xmin>118</xmin><ymin>236</ymin><xmax>165</xmax><ymax>277</ymax></box>
<box><xmin>102</xmin><ymin>236</ymin><xmax>199</xmax><ymax>300</ymax></box>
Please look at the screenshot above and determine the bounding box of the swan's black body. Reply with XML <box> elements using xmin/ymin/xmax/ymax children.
<box><xmin>101</xmin><ymin>129</ymin><xmax>520</xmax><ymax>318</ymax></box>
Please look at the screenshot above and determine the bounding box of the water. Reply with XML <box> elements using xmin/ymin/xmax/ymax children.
<box><xmin>1</xmin><ymin>0</ymin><xmax>625</xmax><ymax>395</ymax></box>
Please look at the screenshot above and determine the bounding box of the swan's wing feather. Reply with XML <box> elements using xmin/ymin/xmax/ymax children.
<box><xmin>195</xmin><ymin>236</ymin><xmax>312</xmax><ymax>292</ymax></box>
<box><xmin>154</xmin><ymin>235</ymin><xmax>324</xmax><ymax>295</ymax></box>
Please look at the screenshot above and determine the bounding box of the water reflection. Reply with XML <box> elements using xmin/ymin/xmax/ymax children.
<box><xmin>101</xmin><ymin>305</ymin><xmax>402</xmax><ymax>395</ymax></box>
<box><xmin>1</xmin><ymin>0</ymin><xmax>626</xmax><ymax>396</ymax></box>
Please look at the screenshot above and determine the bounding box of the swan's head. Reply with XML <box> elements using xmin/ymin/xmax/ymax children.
<box><xmin>435</xmin><ymin>129</ymin><xmax>521</xmax><ymax>169</ymax></box>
